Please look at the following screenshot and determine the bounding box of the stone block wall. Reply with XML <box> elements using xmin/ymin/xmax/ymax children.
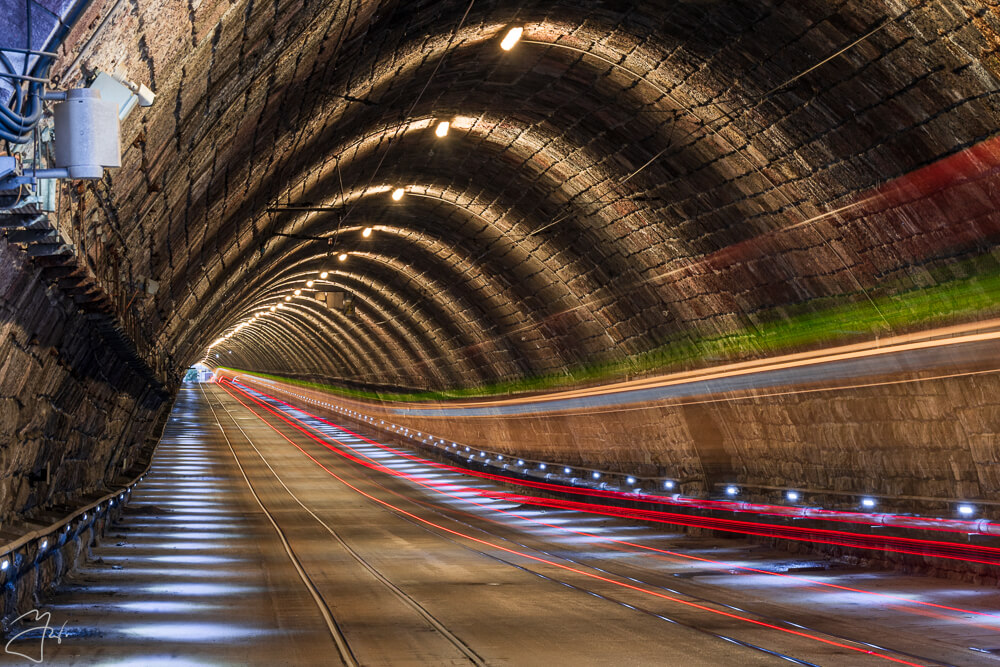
<box><xmin>0</xmin><ymin>239</ymin><xmax>166</xmax><ymax>528</ymax></box>
<box><xmin>226</xmin><ymin>364</ymin><xmax>1000</xmax><ymax>520</ymax></box>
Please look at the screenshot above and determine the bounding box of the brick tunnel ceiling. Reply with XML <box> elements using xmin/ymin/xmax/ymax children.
<box><xmin>63</xmin><ymin>0</ymin><xmax>1000</xmax><ymax>390</ymax></box>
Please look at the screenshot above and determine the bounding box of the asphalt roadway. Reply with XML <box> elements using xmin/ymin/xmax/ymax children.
<box><xmin>12</xmin><ymin>383</ymin><xmax>1000</xmax><ymax>666</ymax></box>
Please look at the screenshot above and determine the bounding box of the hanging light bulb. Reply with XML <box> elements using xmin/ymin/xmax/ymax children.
<box><xmin>362</xmin><ymin>227</ymin><xmax>372</xmax><ymax>238</ymax></box>
<box><xmin>435</xmin><ymin>120</ymin><xmax>450</xmax><ymax>137</ymax></box>
<box><xmin>320</xmin><ymin>271</ymin><xmax>329</xmax><ymax>279</ymax></box>
<box><xmin>338</xmin><ymin>253</ymin><xmax>348</xmax><ymax>262</ymax></box>
<box><xmin>391</xmin><ymin>188</ymin><xmax>405</xmax><ymax>201</ymax></box>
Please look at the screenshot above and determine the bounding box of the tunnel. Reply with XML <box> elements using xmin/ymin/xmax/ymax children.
<box><xmin>1</xmin><ymin>0</ymin><xmax>999</xmax><ymax>663</ymax></box>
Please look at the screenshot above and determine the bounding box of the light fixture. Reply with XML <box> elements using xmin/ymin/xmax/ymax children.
<box><xmin>861</xmin><ymin>497</ymin><xmax>876</xmax><ymax>509</ymax></box>
<box><xmin>270</xmin><ymin>306</ymin><xmax>277</xmax><ymax>312</ymax></box>
<box><xmin>592</xmin><ymin>471</ymin><xmax>600</xmax><ymax>480</ymax></box>
<box><xmin>564</xmin><ymin>467</ymin><xmax>572</xmax><ymax>474</ymax></box>
<box><xmin>284</xmin><ymin>296</ymin><xmax>292</xmax><ymax>301</ymax></box>
<box><xmin>40</xmin><ymin>540</ymin><xmax>47</xmax><ymax>550</ymax></box>
<box><xmin>391</xmin><ymin>188</ymin><xmax>405</xmax><ymax>201</ymax></box>
<box><xmin>0</xmin><ymin>560</ymin><xmax>7</xmax><ymax>571</ymax></box>
<box><xmin>517</xmin><ymin>459</ymin><xmax>525</xmax><ymax>466</ymax></box>
<box><xmin>786</xmin><ymin>491</ymin><xmax>800</xmax><ymax>502</ymax></box>
<box><xmin>539</xmin><ymin>463</ymin><xmax>546</xmax><ymax>470</ymax></box>
<box><xmin>320</xmin><ymin>271</ymin><xmax>329</xmax><ymax>279</ymax></box>
<box><xmin>626</xmin><ymin>476</ymin><xmax>636</xmax><ymax>485</ymax></box>
<box><xmin>725</xmin><ymin>485</ymin><xmax>739</xmax><ymax>496</ymax></box>
<box><xmin>362</xmin><ymin>227</ymin><xmax>372</xmax><ymax>238</ymax></box>
<box><xmin>294</xmin><ymin>289</ymin><xmax>302</xmax><ymax>295</ymax></box>
<box><xmin>435</xmin><ymin>120</ymin><xmax>450</xmax><ymax>137</ymax></box>
<box><xmin>958</xmin><ymin>504</ymin><xmax>975</xmax><ymax>516</ymax></box>
<box><xmin>664</xmin><ymin>480</ymin><xmax>675</xmax><ymax>490</ymax></box>
<box><xmin>306</xmin><ymin>280</ymin><xmax>314</xmax><ymax>287</ymax></box>
<box><xmin>501</xmin><ymin>26</ymin><xmax>523</xmax><ymax>51</ymax></box>
<box><xmin>338</xmin><ymin>253</ymin><xmax>348</xmax><ymax>262</ymax></box>
<box><xmin>278</xmin><ymin>303</ymin><xmax>287</xmax><ymax>309</ymax></box>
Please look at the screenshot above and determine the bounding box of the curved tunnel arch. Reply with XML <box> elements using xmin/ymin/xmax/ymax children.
<box><xmin>160</xmin><ymin>18</ymin><xmax>788</xmax><ymax>370</ymax></box>
<box><xmin>263</xmin><ymin>273</ymin><xmax>454</xmax><ymax>386</ymax></box>
<box><xmin>182</xmin><ymin>214</ymin><xmax>581</xmax><ymax>380</ymax></box>
<box><xmin>112</xmin><ymin>0</ymin><xmax>996</xmax><ymax>394</ymax></box>
<box><xmin>238</xmin><ymin>306</ymin><xmax>372</xmax><ymax>380</ymax></box>
<box><xmin>184</xmin><ymin>241</ymin><xmax>530</xmax><ymax>385</ymax></box>
<box><xmin>6</xmin><ymin>0</ymin><xmax>1000</xmax><ymax>579</ymax></box>
<box><xmin>214</xmin><ymin>315</ymin><xmax>354</xmax><ymax>377</ymax></box>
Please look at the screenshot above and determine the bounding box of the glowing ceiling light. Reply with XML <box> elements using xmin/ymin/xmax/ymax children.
<box><xmin>435</xmin><ymin>120</ymin><xmax>450</xmax><ymax>137</ymax></box>
<box><xmin>786</xmin><ymin>491</ymin><xmax>800</xmax><ymax>502</ymax></box>
<box><xmin>664</xmin><ymin>480</ymin><xmax>675</xmax><ymax>490</ymax></box>
<box><xmin>320</xmin><ymin>271</ymin><xmax>329</xmax><ymax>279</ymax></box>
<box><xmin>725</xmin><ymin>485</ymin><xmax>739</xmax><ymax>496</ymax></box>
<box><xmin>338</xmin><ymin>253</ymin><xmax>348</xmax><ymax>262</ymax></box>
<box><xmin>861</xmin><ymin>497</ymin><xmax>876</xmax><ymax>509</ymax></box>
<box><xmin>362</xmin><ymin>227</ymin><xmax>372</xmax><ymax>238</ymax></box>
<box><xmin>564</xmin><ymin>467</ymin><xmax>571</xmax><ymax>474</ymax></box>
<box><xmin>501</xmin><ymin>26</ymin><xmax>523</xmax><ymax>51</ymax></box>
<box><xmin>958</xmin><ymin>504</ymin><xmax>975</xmax><ymax>516</ymax></box>
<box><xmin>294</xmin><ymin>289</ymin><xmax>302</xmax><ymax>295</ymax></box>
<box><xmin>277</xmin><ymin>303</ymin><xmax>286</xmax><ymax>309</ymax></box>
<box><xmin>284</xmin><ymin>296</ymin><xmax>292</xmax><ymax>301</ymax></box>
<box><xmin>391</xmin><ymin>188</ymin><xmax>405</xmax><ymax>201</ymax></box>
<box><xmin>270</xmin><ymin>306</ymin><xmax>277</xmax><ymax>312</ymax></box>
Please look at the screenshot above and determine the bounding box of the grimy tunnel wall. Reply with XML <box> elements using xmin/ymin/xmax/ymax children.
<box><xmin>0</xmin><ymin>239</ymin><xmax>166</xmax><ymax>529</ymax></box>
<box><xmin>225</xmin><ymin>363</ymin><xmax>999</xmax><ymax>521</ymax></box>
<box><xmin>3</xmin><ymin>0</ymin><xmax>1000</xmax><ymax>580</ymax></box>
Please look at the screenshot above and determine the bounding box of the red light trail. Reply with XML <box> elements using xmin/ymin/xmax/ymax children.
<box><xmin>214</xmin><ymin>378</ymin><xmax>933</xmax><ymax>666</ymax></box>
<box><xmin>219</xmin><ymin>378</ymin><xmax>1000</xmax><ymax>565</ymax></box>
<box><xmin>216</xmin><ymin>377</ymin><xmax>1000</xmax><ymax>637</ymax></box>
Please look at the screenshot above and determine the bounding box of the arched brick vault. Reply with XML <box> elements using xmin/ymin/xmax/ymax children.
<box><xmin>209</xmin><ymin>257</ymin><xmax>513</xmax><ymax>387</ymax></box>
<box><xmin>55</xmin><ymin>0</ymin><xmax>1000</xmax><ymax>388</ymax></box>
<box><xmin>193</xmin><ymin>242</ymin><xmax>532</xmax><ymax>383</ymax></box>
<box><xmin>235</xmin><ymin>274</ymin><xmax>455</xmax><ymax>386</ymax></box>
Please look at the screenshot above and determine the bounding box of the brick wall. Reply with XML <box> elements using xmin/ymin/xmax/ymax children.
<box><xmin>31</xmin><ymin>0</ymin><xmax>999</xmax><ymax>390</ymax></box>
<box><xmin>0</xmin><ymin>240</ymin><xmax>166</xmax><ymax>526</ymax></box>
